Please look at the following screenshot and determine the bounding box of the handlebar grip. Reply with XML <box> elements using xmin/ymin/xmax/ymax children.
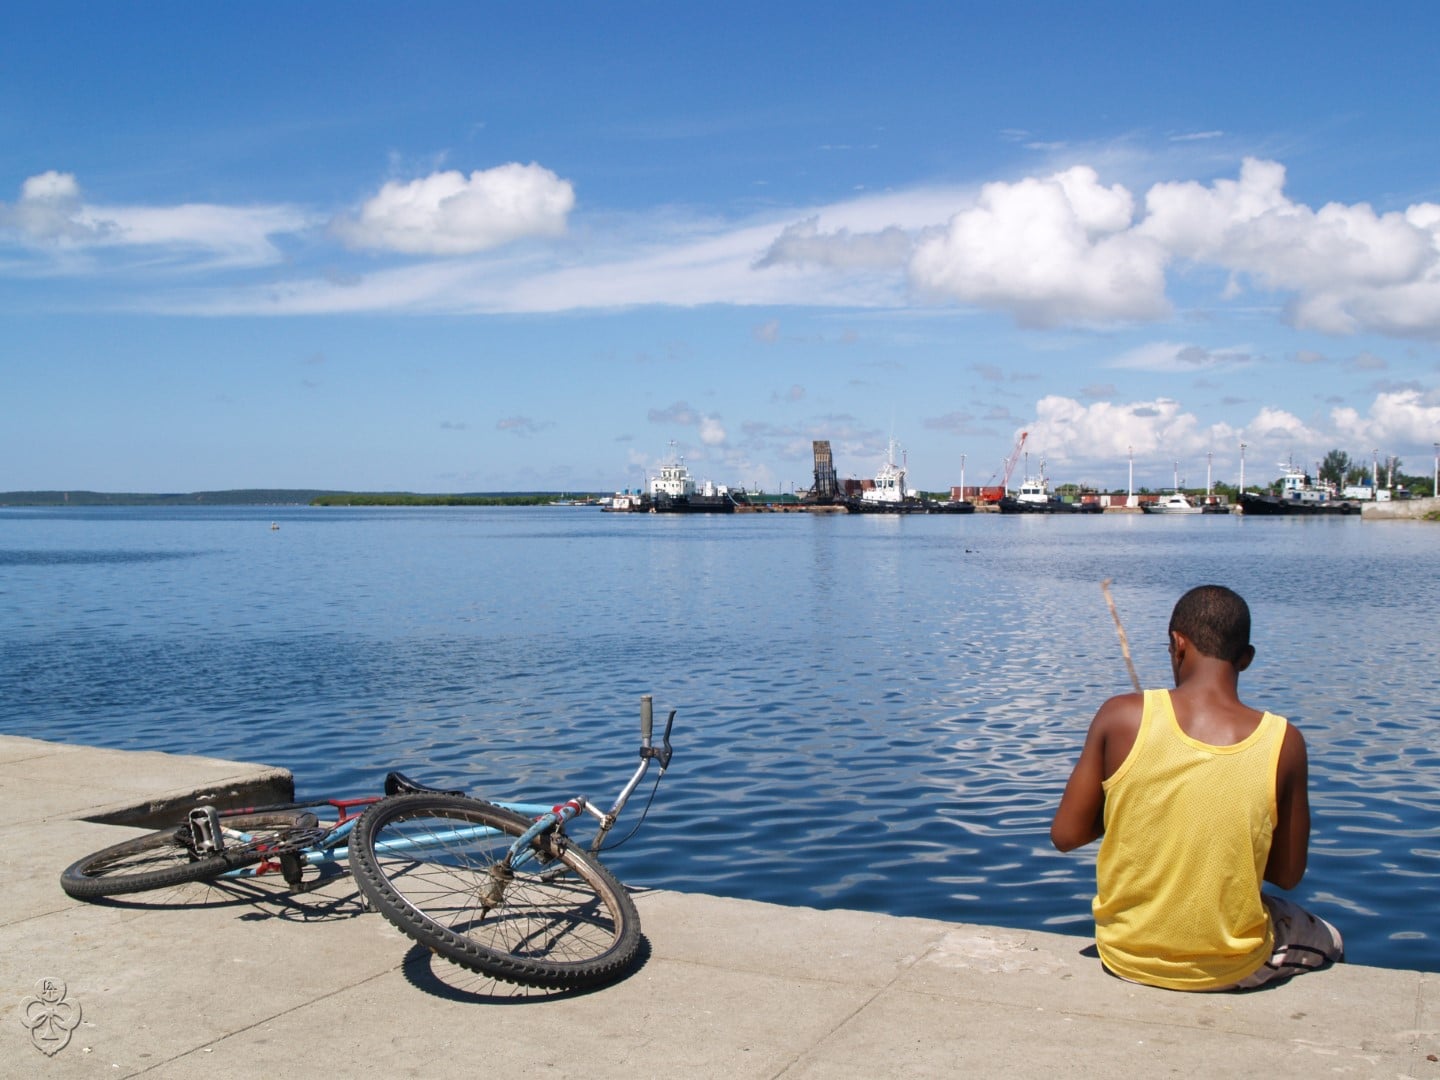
<box><xmin>640</xmin><ymin>694</ymin><xmax>653</xmax><ymax>743</ymax></box>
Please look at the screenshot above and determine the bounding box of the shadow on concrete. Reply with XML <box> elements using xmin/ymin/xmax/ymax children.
<box><xmin>399</xmin><ymin>933</ymin><xmax>653</xmax><ymax>1004</ymax></box>
<box><xmin>70</xmin><ymin>867</ymin><xmax>367</xmax><ymax>923</ymax></box>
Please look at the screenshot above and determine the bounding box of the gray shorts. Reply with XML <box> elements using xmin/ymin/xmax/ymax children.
<box><xmin>1217</xmin><ymin>894</ymin><xmax>1344</xmax><ymax>991</ymax></box>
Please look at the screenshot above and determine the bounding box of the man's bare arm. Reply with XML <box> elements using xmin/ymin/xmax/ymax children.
<box><xmin>1051</xmin><ymin>706</ymin><xmax>1112</xmax><ymax>851</ymax></box>
<box><xmin>1265</xmin><ymin>722</ymin><xmax>1310</xmax><ymax>889</ymax></box>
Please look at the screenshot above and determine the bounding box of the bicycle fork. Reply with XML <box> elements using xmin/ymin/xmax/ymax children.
<box><xmin>476</xmin><ymin>798</ymin><xmax>587</xmax><ymax>909</ymax></box>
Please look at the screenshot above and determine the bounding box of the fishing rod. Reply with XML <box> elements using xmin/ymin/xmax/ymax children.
<box><xmin>1100</xmin><ymin>578</ymin><xmax>1142</xmax><ymax>693</ymax></box>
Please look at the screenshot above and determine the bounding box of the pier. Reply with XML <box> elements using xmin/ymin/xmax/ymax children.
<box><xmin>3</xmin><ymin>735</ymin><xmax>1434</xmax><ymax>1077</ymax></box>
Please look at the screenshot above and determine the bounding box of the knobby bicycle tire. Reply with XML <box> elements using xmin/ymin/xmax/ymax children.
<box><xmin>60</xmin><ymin>811</ymin><xmax>320</xmax><ymax>900</ymax></box>
<box><xmin>348</xmin><ymin>793</ymin><xmax>642</xmax><ymax>990</ymax></box>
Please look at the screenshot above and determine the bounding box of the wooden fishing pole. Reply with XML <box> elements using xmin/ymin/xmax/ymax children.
<box><xmin>1101</xmin><ymin>578</ymin><xmax>1142</xmax><ymax>693</ymax></box>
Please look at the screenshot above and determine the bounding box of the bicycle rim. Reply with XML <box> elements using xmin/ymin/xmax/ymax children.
<box><xmin>349</xmin><ymin>794</ymin><xmax>641</xmax><ymax>989</ymax></box>
<box><xmin>60</xmin><ymin>812</ymin><xmax>320</xmax><ymax>900</ymax></box>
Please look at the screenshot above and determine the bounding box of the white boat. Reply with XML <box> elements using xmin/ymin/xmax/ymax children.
<box><xmin>1142</xmin><ymin>492</ymin><xmax>1202</xmax><ymax>515</ymax></box>
<box><xmin>1143</xmin><ymin>463</ymin><xmax>1202</xmax><ymax>515</ymax></box>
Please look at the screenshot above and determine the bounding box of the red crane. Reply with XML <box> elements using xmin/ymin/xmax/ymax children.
<box><xmin>999</xmin><ymin>431</ymin><xmax>1028</xmax><ymax>495</ymax></box>
<box><xmin>975</xmin><ymin>431</ymin><xmax>1028</xmax><ymax>504</ymax></box>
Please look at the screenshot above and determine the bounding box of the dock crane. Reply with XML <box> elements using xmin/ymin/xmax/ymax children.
<box><xmin>998</xmin><ymin>431</ymin><xmax>1028</xmax><ymax>497</ymax></box>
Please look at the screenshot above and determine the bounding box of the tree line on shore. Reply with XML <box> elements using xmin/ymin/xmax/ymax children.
<box><xmin>0</xmin><ymin>490</ymin><xmax>597</xmax><ymax>507</ymax></box>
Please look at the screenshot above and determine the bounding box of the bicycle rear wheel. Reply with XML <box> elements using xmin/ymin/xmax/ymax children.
<box><xmin>349</xmin><ymin>794</ymin><xmax>641</xmax><ymax>990</ymax></box>
<box><xmin>60</xmin><ymin>812</ymin><xmax>320</xmax><ymax>900</ymax></box>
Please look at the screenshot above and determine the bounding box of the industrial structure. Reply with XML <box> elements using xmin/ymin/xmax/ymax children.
<box><xmin>810</xmin><ymin>440</ymin><xmax>840</xmax><ymax>503</ymax></box>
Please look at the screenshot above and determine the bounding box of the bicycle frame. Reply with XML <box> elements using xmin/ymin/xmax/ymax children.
<box><xmin>206</xmin><ymin>698</ymin><xmax>676</xmax><ymax>887</ymax></box>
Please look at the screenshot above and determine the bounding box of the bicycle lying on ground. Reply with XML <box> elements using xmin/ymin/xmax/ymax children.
<box><xmin>60</xmin><ymin>696</ymin><xmax>677</xmax><ymax>990</ymax></box>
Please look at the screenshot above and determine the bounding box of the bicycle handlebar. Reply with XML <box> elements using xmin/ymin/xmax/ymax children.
<box><xmin>638</xmin><ymin>693</ymin><xmax>673</xmax><ymax>770</ymax></box>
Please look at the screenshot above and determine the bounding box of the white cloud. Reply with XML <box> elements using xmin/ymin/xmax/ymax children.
<box><xmin>331</xmin><ymin>163</ymin><xmax>574</xmax><ymax>256</ymax></box>
<box><xmin>647</xmin><ymin>400</ymin><xmax>727</xmax><ymax>450</ymax></box>
<box><xmin>1</xmin><ymin>170</ymin><xmax>306</xmax><ymax>267</ymax></box>
<box><xmin>1141</xmin><ymin>158</ymin><xmax>1440</xmax><ymax>337</ymax></box>
<box><xmin>1330</xmin><ymin>389</ymin><xmax>1440</xmax><ymax>448</ymax></box>
<box><xmin>1243</xmin><ymin>405</ymin><xmax>1318</xmax><ymax>444</ymax></box>
<box><xmin>1018</xmin><ymin>390</ymin><xmax>1440</xmax><ymax>486</ymax></box>
<box><xmin>6</xmin><ymin>171</ymin><xmax>109</xmax><ymax>242</ymax></box>
<box><xmin>698</xmin><ymin>416</ymin><xmax>727</xmax><ymax>445</ymax></box>
<box><xmin>1025</xmin><ymin>395</ymin><xmax>1214</xmax><ymax>465</ymax></box>
<box><xmin>909</xmin><ymin>166</ymin><xmax>1171</xmax><ymax>327</ymax></box>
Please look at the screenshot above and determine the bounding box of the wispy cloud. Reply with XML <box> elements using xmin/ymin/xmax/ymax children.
<box><xmin>0</xmin><ymin>171</ymin><xmax>308</xmax><ymax>269</ymax></box>
<box><xmin>1109</xmin><ymin>341</ymin><xmax>1257</xmax><ymax>372</ymax></box>
<box><xmin>496</xmin><ymin>415</ymin><xmax>554</xmax><ymax>436</ymax></box>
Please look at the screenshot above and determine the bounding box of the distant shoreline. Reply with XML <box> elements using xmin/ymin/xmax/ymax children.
<box><xmin>0</xmin><ymin>490</ymin><xmax>605</xmax><ymax>508</ymax></box>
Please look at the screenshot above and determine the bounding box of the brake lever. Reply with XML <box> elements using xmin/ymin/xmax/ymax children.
<box><xmin>656</xmin><ymin>709</ymin><xmax>676</xmax><ymax>771</ymax></box>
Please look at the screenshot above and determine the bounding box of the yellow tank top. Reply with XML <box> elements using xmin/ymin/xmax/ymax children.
<box><xmin>1094</xmin><ymin>689</ymin><xmax>1284</xmax><ymax>990</ymax></box>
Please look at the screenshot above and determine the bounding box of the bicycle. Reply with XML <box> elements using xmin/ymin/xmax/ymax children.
<box><xmin>60</xmin><ymin>696</ymin><xmax>677</xmax><ymax>990</ymax></box>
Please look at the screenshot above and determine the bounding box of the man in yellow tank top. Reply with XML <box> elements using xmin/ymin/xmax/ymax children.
<box><xmin>1051</xmin><ymin>585</ymin><xmax>1343</xmax><ymax>991</ymax></box>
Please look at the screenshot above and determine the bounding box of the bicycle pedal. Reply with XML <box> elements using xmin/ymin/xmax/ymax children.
<box><xmin>187</xmin><ymin>806</ymin><xmax>224</xmax><ymax>854</ymax></box>
<box><xmin>279</xmin><ymin>852</ymin><xmax>305</xmax><ymax>889</ymax></box>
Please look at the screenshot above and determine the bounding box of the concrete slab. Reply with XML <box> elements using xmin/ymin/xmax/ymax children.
<box><xmin>0</xmin><ymin>735</ymin><xmax>292</xmax><ymax>827</ymax></box>
<box><xmin>2</xmin><ymin>735</ymin><xmax>1435</xmax><ymax>1079</ymax></box>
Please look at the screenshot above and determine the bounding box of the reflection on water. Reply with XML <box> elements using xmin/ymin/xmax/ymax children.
<box><xmin>1</xmin><ymin>506</ymin><xmax>1436</xmax><ymax>971</ymax></box>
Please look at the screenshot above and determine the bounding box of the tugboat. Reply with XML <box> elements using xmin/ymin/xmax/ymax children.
<box><xmin>997</xmin><ymin>459</ymin><xmax>1078</xmax><ymax>513</ymax></box>
<box><xmin>847</xmin><ymin>438</ymin><xmax>925</xmax><ymax>513</ymax></box>
<box><xmin>928</xmin><ymin>496</ymin><xmax>976</xmax><ymax>514</ymax></box>
<box><xmin>1239</xmin><ymin>461</ymin><xmax>1358</xmax><ymax>516</ymax></box>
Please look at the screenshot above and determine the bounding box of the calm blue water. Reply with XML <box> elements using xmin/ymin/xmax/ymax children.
<box><xmin>2</xmin><ymin>505</ymin><xmax>1436</xmax><ymax>971</ymax></box>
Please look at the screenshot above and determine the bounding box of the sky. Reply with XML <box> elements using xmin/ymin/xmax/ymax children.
<box><xmin>4</xmin><ymin>2</ymin><xmax>1440</xmax><ymax>495</ymax></box>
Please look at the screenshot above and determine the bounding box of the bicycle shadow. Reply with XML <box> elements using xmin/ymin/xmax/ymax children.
<box><xmin>398</xmin><ymin>933</ymin><xmax>653</xmax><ymax>1004</ymax></box>
<box><xmin>71</xmin><ymin>866</ymin><xmax>369</xmax><ymax>923</ymax></box>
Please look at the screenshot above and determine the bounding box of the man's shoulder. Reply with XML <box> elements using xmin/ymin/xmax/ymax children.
<box><xmin>1093</xmin><ymin>690</ymin><xmax>1146</xmax><ymax>736</ymax></box>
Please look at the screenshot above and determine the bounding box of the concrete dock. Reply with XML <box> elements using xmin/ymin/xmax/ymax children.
<box><xmin>3</xmin><ymin>735</ymin><xmax>1434</xmax><ymax>1078</ymax></box>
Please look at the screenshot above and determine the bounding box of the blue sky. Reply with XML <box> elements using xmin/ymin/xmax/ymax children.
<box><xmin>4</xmin><ymin>2</ymin><xmax>1439</xmax><ymax>494</ymax></box>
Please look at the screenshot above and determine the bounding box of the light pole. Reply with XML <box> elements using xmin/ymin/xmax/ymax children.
<box><xmin>1239</xmin><ymin>442</ymin><xmax>1246</xmax><ymax>494</ymax></box>
<box><xmin>1127</xmin><ymin>445</ymin><xmax>1134</xmax><ymax>506</ymax></box>
<box><xmin>1433</xmin><ymin>442</ymin><xmax>1438</xmax><ymax>499</ymax></box>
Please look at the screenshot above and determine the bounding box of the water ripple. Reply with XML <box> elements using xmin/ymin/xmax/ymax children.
<box><xmin>1</xmin><ymin>506</ymin><xmax>1436</xmax><ymax>971</ymax></box>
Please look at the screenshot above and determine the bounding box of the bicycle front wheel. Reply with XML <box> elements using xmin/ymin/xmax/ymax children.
<box><xmin>60</xmin><ymin>812</ymin><xmax>320</xmax><ymax>900</ymax></box>
<box><xmin>349</xmin><ymin>794</ymin><xmax>641</xmax><ymax>990</ymax></box>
